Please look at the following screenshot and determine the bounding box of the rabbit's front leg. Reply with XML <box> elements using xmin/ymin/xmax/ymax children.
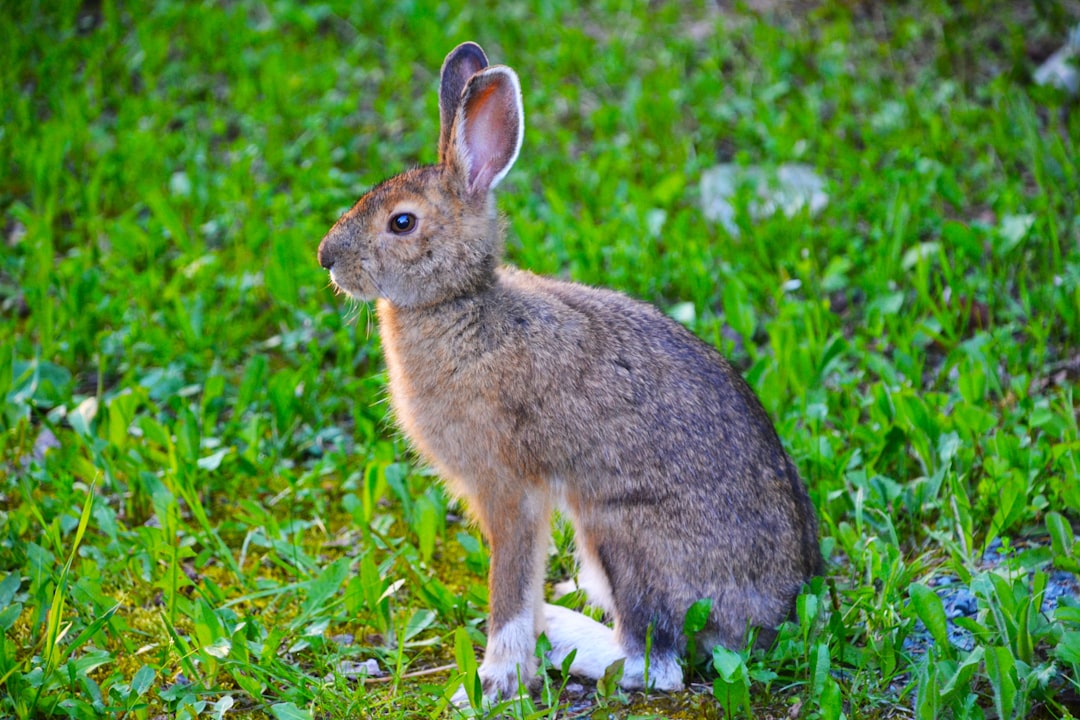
<box><xmin>453</xmin><ymin>483</ymin><xmax>551</xmax><ymax>707</ymax></box>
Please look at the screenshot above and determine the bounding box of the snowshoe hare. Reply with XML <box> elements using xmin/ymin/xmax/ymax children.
<box><xmin>317</xmin><ymin>42</ymin><xmax>823</xmax><ymax>706</ymax></box>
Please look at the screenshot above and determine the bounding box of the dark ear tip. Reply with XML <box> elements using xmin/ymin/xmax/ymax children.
<box><xmin>443</xmin><ymin>42</ymin><xmax>489</xmax><ymax>72</ymax></box>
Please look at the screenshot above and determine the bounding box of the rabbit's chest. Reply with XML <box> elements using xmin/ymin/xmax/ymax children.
<box><xmin>379</xmin><ymin>321</ymin><xmax>516</xmax><ymax>482</ymax></box>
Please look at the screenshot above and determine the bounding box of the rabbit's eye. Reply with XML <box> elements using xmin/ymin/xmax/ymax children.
<box><xmin>389</xmin><ymin>213</ymin><xmax>417</xmax><ymax>235</ymax></box>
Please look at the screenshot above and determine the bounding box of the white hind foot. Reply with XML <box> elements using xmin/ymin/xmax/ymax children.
<box><xmin>544</xmin><ymin>603</ymin><xmax>623</xmax><ymax>678</ymax></box>
<box><xmin>620</xmin><ymin>651</ymin><xmax>684</xmax><ymax>691</ymax></box>
<box><xmin>542</xmin><ymin>604</ymin><xmax>684</xmax><ymax>691</ymax></box>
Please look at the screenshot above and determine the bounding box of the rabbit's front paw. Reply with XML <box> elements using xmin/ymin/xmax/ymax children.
<box><xmin>481</xmin><ymin>655</ymin><xmax>536</xmax><ymax>699</ymax></box>
<box><xmin>450</xmin><ymin>658</ymin><xmax>536</xmax><ymax>709</ymax></box>
<box><xmin>452</xmin><ymin>612</ymin><xmax>538</xmax><ymax>708</ymax></box>
<box><xmin>449</xmin><ymin>683</ymin><xmax>477</xmax><ymax>710</ymax></box>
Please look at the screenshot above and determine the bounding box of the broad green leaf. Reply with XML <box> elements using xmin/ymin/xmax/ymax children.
<box><xmin>867</xmin><ymin>290</ymin><xmax>905</xmax><ymax>317</ymax></box>
<box><xmin>559</xmin><ymin>647</ymin><xmax>577</xmax><ymax>677</ymax></box>
<box><xmin>915</xmin><ymin>658</ymin><xmax>938</xmax><ymax>720</ymax></box>
<box><xmin>78</xmin><ymin>668</ymin><xmax>105</xmax><ymax>708</ymax></box>
<box><xmin>344</xmin><ymin>573</ymin><xmax>365</xmax><ymax>616</ymax></box>
<box><xmin>1055</xmin><ymin>606</ymin><xmax>1080</xmax><ymax>624</ymax></box>
<box><xmin>797</xmin><ymin>591</ymin><xmax>820</xmax><ymax>645</ymax></box>
<box><xmin>107</xmin><ymin>390</ymin><xmax>141</xmax><ymax>450</ymax></box>
<box><xmin>722</xmin><ymin>276</ymin><xmax>756</xmax><ymax>344</ymax></box>
<box><xmin>453</xmin><ymin>626</ymin><xmax>481</xmax><ymax>708</ymax></box>
<box><xmin>302</xmin><ymin>556</ymin><xmax>351</xmax><ymax>615</ymax></box>
<box><xmin>0</xmin><ymin>572</ymin><xmax>20</xmax><ymax>609</ymax></box>
<box><xmin>174</xmin><ymin>407</ymin><xmax>200</xmax><ymax>464</ymax></box>
<box><xmin>810</xmin><ymin>641</ymin><xmax>830</xmax><ymax>698</ymax></box>
<box><xmin>1046</xmin><ymin>511</ymin><xmax>1076</xmax><ymax>558</ymax></box>
<box><xmin>1016</xmin><ymin>588</ymin><xmax>1035</xmax><ymax>666</ymax></box>
<box><xmin>413</xmin><ymin>493</ymin><xmax>437</xmax><ymax>563</ymax></box>
<box><xmin>231</xmin><ymin>669</ymin><xmax>264</xmax><ymax>699</ymax></box>
<box><xmin>938</xmin><ymin>646</ymin><xmax>983</xmax><ymax>700</ymax></box>
<box><xmin>270</xmin><ymin>702</ymin><xmax>313</xmax><ymax>720</ymax></box>
<box><xmin>987</xmin><ymin>572</ymin><xmax>1020</xmax><ymax>621</ymax></box>
<box><xmin>268</xmin><ymin>370</ymin><xmax>298</xmax><ymax>433</ymax></box>
<box><xmin>712</xmin><ymin>646</ymin><xmax>749</xmax><ymax>715</ymax></box>
<box><xmin>909</xmin><ymin>583</ymin><xmax>950</xmax><ymax>653</ymax></box>
<box><xmin>819</xmin><ymin>675</ymin><xmax>843</xmax><ymax>720</ymax></box>
<box><xmin>236</xmin><ymin>354</ymin><xmax>268</xmax><ymax>417</ymax></box>
<box><xmin>989</xmin><ymin>470</ymin><xmax>1027</xmax><ymax>539</ymax></box>
<box><xmin>359</xmin><ymin>552</ymin><xmax>389</xmax><ymax>630</ymax></box>
<box><xmin>10</xmin><ymin>359</ymin><xmax>72</xmax><ymax>407</ymax></box>
<box><xmin>683</xmin><ymin>598</ymin><xmax>713</xmax><ymax>635</ymax></box>
<box><xmin>72</xmin><ymin>649</ymin><xmax>114</xmax><ymax>676</ymax></box>
<box><xmin>302</xmin><ymin>618</ymin><xmax>330</xmax><ymax>637</ymax></box>
<box><xmin>403</xmin><ymin>609</ymin><xmax>436</xmax><ymax>643</ymax></box>
<box><xmin>196</xmin><ymin>600</ymin><xmax>224</xmax><ymax>645</ymax></box>
<box><xmin>651</xmin><ymin>171</ymin><xmax>685</xmax><ymax>204</ymax></box>
<box><xmin>986</xmin><ymin>646</ymin><xmax>1017</xmax><ymax>720</ymax></box>
<box><xmin>598</xmin><ymin>657</ymin><xmax>625</xmax><ymax>698</ymax></box>
<box><xmin>200</xmin><ymin>372</ymin><xmax>226</xmax><ymax>429</ymax></box>
<box><xmin>711</xmin><ymin>646</ymin><xmax>746</xmax><ymax>682</ymax></box>
<box><xmin>1056</xmin><ymin>630</ymin><xmax>1080</xmax><ymax>664</ymax></box>
<box><xmin>0</xmin><ymin>603</ymin><xmax>23</xmax><ymax>631</ymax></box>
<box><xmin>131</xmin><ymin>665</ymin><xmax>155</xmax><ymax>696</ymax></box>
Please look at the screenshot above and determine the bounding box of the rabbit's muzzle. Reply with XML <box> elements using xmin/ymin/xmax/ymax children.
<box><xmin>317</xmin><ymin>236</ymin><xmax>337</xmax><ymax>271</ymax></box>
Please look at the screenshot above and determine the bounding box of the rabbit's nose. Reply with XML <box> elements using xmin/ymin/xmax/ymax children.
<box><xmin>317</xmin><ymin>238</ymin><xmax>336</xmax><ymax>269</ymax></box>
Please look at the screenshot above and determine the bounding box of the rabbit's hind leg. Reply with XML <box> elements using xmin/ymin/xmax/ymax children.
<box><xmin>620</xmin><ymin>649</ymin><xmax>684</xmax><ymax>691</ymax></box>
<box><xmin>543</xmin><ymin>603</ymin><xmax>622</xmax><ymax>679</ymax></box>
<box><xmin>542</xmin><ymin>604</ymin><xmax>684</xmax><ymax>691</ymax></box>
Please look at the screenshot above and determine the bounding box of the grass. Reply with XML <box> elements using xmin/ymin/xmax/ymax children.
<box><xmin>1</xmin><ymin>0</ymin><xmax>1079</xmax><ymax>717</ymax></box>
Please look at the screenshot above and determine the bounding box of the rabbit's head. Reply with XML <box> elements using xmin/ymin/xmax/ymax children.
<box><xmin>318</xmin><ymin>43</ymin><xmax>523</xmax><ymax>309</ymax></box>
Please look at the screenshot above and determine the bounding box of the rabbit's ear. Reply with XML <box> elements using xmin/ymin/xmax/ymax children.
<box><xmin>439</xmin><ymin>42</ymin><xmax>489</xmax><ymax>162</ymax></box>
<box><xmin>452</xmin><ymin>66</ymin><xmax>524</xmax><ymax>196</ymax></box>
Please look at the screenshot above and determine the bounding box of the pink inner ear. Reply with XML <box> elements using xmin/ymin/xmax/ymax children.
<box><xmin>459</xmin><ymin>72</ymin><xmax>522</xmax><ymax>195</ymax></box>
<box><xmin>466</xmin><ymin>89</ymin><xmax>509</xmax><ymax>190</ymax></box>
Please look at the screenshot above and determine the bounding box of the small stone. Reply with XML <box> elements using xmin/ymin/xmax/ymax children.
<box><xmin>564</xmin><ymin>682</ymin><xmax>586</xmax><ymax>698</ymax></box>
<box><xmin>327</xmin><ymin>658</ymin><xmax>383</xmax><ymax>681</ymax></box>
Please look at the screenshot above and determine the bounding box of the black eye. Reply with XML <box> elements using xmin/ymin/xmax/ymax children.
<box><xmin>389</xmin><ymin>212</ymin><xmax>417</xmax><ymax>234</ymax></box>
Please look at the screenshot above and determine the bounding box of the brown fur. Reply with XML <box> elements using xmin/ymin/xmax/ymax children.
<box><xmin>318</xmin><ymin>42</ymin><xmax>822</xmax><ymax>703</ymax></box>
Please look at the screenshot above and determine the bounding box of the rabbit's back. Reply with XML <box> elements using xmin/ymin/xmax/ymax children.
<box><xmin>383</xmin><ymin>267</ymin><xmax>791</xmax><ymax>481</ymax></box>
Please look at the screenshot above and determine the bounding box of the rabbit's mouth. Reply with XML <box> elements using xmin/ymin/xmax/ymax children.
<box><xmin>327</xmin><ymin>267</ymin><xmax>382</xmax><ymax>303</ymax></box>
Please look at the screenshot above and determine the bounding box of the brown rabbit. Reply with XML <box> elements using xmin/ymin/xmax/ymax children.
<box><xmin>317</xmin><ymin>42</ymin><xmax>823</xmax><ymax>706</ymax></box>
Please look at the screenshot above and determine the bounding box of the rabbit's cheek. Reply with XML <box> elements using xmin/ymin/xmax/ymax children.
<box><xmin>386</xmin><ymin>234</ymin><xmax>432</xmax><ymax>266</ymax></box>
